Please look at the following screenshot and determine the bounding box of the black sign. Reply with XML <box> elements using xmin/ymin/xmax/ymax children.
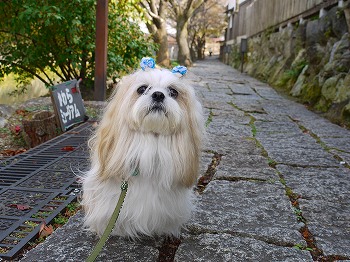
<box><xmin>240</xmin><ymin>38</ymin><xmax>248</xmax><ymax>53</ymax></box>
<box><xmin>51</xmin><ymin>79</ymin><xmax>86</xmax><ymax>131</ymax></box>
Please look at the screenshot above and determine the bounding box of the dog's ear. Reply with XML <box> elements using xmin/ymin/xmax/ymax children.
<box><xmin>89</xmin><ymin>74</ymin><xmax>136</xmax><ymax>181</ymax></box>
<box><xmin>177</xmin><ymin>92</ymin><xmax>205</xmax><ymax>188</ymax></box>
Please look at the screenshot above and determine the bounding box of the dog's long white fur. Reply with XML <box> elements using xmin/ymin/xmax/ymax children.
<box><xmin>81</xmin><ymin>68</ymin><xmax>205</xmax><ymax>238</ymax></box>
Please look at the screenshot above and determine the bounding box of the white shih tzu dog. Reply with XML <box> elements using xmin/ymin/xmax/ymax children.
<box><xmin>82</xmin><ymin>58</ymin><xmax>205</xmax><ymax>238</ymax></box>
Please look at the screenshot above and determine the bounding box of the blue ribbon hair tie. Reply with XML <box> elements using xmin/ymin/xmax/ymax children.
<box><xmin>171</xmin><ymin>65</ymin><xmax>187</xmax><ymax>76</ymax></box>
<box><xmin>140</xmin><ymin>57</ymin><xmax>156</xmax><ymax>71</ymax></box>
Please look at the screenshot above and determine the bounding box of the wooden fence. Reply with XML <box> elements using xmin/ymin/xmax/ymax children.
<box><xmin>232</xmin><ymin>0</ymin><xmax>340</xmax><ymax>39</ymax></box>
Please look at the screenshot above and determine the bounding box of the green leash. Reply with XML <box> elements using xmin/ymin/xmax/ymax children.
<box><xmin>86</xmin><ymin>180</ymin><xmax>128</xmax><ymax>262</ymax></box>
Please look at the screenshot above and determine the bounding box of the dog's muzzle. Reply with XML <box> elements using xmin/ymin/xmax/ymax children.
<box><xmin>152</xmin><ymin>91</ymin><xmax>165</xmax><ymax>102</ymax></box>
<box><xmin>148</xmin><ymin>91</ymin><xmax>166</xmax><ymax>113</ymax></box>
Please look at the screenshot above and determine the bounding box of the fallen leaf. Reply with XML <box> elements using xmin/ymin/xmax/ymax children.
<box><xmin>61</xmin><ymin>146</ymin><xmax>75</xmax><ymax>151</ymax></box>
<box><xmin>15</xmin><ymin>125</ymin><xmax>21</xmax><ymax>133</ymax></box>
<box><xmin>16</xmin><ymin>148</ymin><xmax>27</xmax><ymax>154</ymax></box>
<box><xmin>1</xmin><ymin>149</ymin><xmax>27</xmax><ymax>156</ymax></box>
<box><xmin>8</xmin><ymin>204</ymin><xmax>32</xmax><ymax>210</ymax></box>
<box><xmin>15</xmin><ymin>109</ymin><xmax>28</xmax><ymax>115</ymax></box>
<box><xmin>38</xmin><ymin>222</ymin><xmax>54</xmax><ymax>238</ymax></box>
<box><xmin>302</xmin><ymin>229</ymin><xmax>310</xmax><ymax>239</ymax></box>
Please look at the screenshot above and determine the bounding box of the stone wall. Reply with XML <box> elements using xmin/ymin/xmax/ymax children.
<box><xmin>228</xmin><ymin>3</ymin><xmax>350</xmax><ymax>127</ymax></box>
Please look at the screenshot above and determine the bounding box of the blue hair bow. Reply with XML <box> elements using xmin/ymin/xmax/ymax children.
<box><xmin>171</xmin><ymin>65</ymin><xmax>187</xmax><ymax>76</ymax></box>
<box><xmin>140</xmin><ymin>57</ymin><xmax>156</xmax><ymax>71</ymax></box>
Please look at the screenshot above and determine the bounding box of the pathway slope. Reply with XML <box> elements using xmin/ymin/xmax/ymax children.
<box><xmin>21</xmin><ymin>58</ymin><xmax>350</xmax><ymax>262</ymax></box>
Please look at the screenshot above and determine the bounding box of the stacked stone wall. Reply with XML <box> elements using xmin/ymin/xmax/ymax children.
<box><xmin>229</xmin><ymin>3</ymin><xmax>350</xmax><ymax>127</ymax></box>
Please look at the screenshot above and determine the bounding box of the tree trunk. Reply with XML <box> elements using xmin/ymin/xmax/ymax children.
<box><xmin>176</xmin><ymin>19</ymin><xmax>192</xmax><ymax>67</ymax></box>
<box><xmin>190</xmin><ymin>48</ymin><xmax>197</xmax><ymax>61</ymax></box>
<box><xmin>143</xmin><ymin>0</ymin><xmax>170</xmax><ymax>68</ymax></box>
<box><xmin>22</xmin><ymin>111</ymin><xmax>60</xmax><ymax>148</ymax></box>
<box><xmin>197</xmin><ymin>37</ymin><xmax>206</xmax><ymax>60</ymax></box>
<box><xmin>155</xmin><ymin>24</ymin><xmax>170</xmax><ymax>67</ymax></box>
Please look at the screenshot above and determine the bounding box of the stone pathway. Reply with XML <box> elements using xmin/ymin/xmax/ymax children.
<box><xmin>21</xmin><ymin>58</ymin><xmax>350</xmax><ymax>261</ymax></box>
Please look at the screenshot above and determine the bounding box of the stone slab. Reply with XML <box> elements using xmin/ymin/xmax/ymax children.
<box><xmin>254</xmin><ymin>121</ymin><xmax>301</xmax><ymax>134</ymax></box>
<box><xmin>215</xmin><ymin>167</ymin><xmax>278</xmax><ymax>181</ymax></box>
<box><xmin>296</xmin><ymin>118</ymin><xmax>350</xmax><ymax>138</ymax></box>
<box><xmin>205</xmin><ymin>135</ymin><xmax>259</xmax><ymax>155</ymax></box>
<box><xmin>202</xmin><ymin>92</ymin><xmax>232</xmax><ymax>104</ymax></box>
<box><xmin>207</xmin><ymin>121</ymin><xmax>251</xmax><ymax>137</ymax></box>
<box><xmin>266</xmin><ymin>148</ymin><xmax>339</xmax><ymax>167</ymax></box>
<box><xmin>190</xmin><ymin>180</ymin><xmax>303</xmax><ymax>245</ymax></box>
<box><xmin>229</xmin><ymin>84</ymin><xmax>257</xmax><ymax>95</ymax></box>
<box><xmin>277</xmin><ymin>165</ymin><xmax>350</xmax><ymax>202</ymax></box>
<box><xmin>256</xmin><ymin>132</ymin><xmax>321</xmax><ymax>150</ymax></box>
<box><xmin>308</xmin><ymin>222</ymin><xmax>350</xmax><ymax>257</ymax></box>
<box><xmin>262</xmin><ymin>102</ymin><xmax>302</xmax><ymax>115</ymax></box>
<box><xmin>219</xmin><ymin>153</ymin><xmax>269</xmax><ymax>169</ymax></box>
<box><xmin>21</xmin><ymin>212</ymin><xmax>159</xmax><ymax>262</ymax></box>
<box><xmin>213</xmin><ymin>108</ymin><xmax>247</xmax><ymax>118</ymax></box>
<box><xmin>175</xmin><ymin>233</ymin><xmax>312</xmax><ymax>262</ymax></box>
<box><xmin>330</xmin><ymin>149</ymin><xmax>350</xmax><ymax>165</ymax></box>
<box><xmin>202</xmin><ymin>100</ymin><xmax>237</xmax><ymax>112</ymax></box>
<box><xmin>299</xmin><ymin>200</ymin><xmax>350</xmax><ymax>257</ymax></box>
<box><xmin>277</xmin><ymin>165</ymin><xmax>350</xmax><ymax>256</ymax></box>
<box><xmin>321</xmin><ymin>136</ymin><xmax>350</xmax><ymax>153</ymax></box>
<box><xmin>250</xmin><ymin>113</ymin><xmax>289</xmax><ymax>122</ymax></box>
<box><xmin>230</xmin><ymin>97</ymin><xmax>265</xmax><ymax>113</ymax></box>
<box><xmin>252</xmin><ymin>88</ymin><xmax>284</xmax><ymax>100</ymax></box>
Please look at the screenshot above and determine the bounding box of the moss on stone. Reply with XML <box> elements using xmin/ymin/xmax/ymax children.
<box><xmin>300</xmin><ymin>80</ymin><xmax>322</xmax><ymax>105</ymax></box>
<box><xmin>341</xmin><ymin>103</ymin><xmax>350</xmax><ymax>126</ymax></box>
<box><xmin>315</xmin><ymin>97</ymin><xmax>332</xmax><ymax>112</ymax></box>
<box><xmin>321</xmin><ymin>75</ymin><xmax>344</xmax><ymax>102</ymax></box>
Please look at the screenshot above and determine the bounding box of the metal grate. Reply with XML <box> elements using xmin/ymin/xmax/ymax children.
<box><xmin>0</xmin><ymin>122</ymin><xmax>93</xmax><ymax>259</ymax></box>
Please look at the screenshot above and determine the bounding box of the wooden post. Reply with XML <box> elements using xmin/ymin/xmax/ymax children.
<box><xmin>94</xmin><ymin>0</ymin><xmax>108</xmax><ymax>101</ymax></box>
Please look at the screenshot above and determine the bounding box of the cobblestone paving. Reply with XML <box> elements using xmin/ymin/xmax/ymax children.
<box><xmin>21</xmin><ymin>58</ymin><xmax>350</xmax><ymax>261</ymax></box>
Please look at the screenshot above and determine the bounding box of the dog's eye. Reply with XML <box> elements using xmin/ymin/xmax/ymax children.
<box><xmin>169</xmin><ymin>87</ymin><xmax>178</xmax><ymax>98</ymax></box>
<box><xmin>137</xmin><ymin>85</ymin><xmax>148</xmax><ymax>95</ymax></box>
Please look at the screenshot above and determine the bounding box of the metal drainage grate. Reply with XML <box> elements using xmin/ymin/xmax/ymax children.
<box><xmin>0</xmin><ymin>122</ymin><xmax>93</xmax><ymax>259</ymax></box>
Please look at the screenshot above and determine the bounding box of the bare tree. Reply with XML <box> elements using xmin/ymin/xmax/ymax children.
<box><xmin>140</xmin><ymin>0</ymin><xmax>170</xmax><ymax>67</ymax></box>
<box><xmin>166</xmin><ymin>0</ymin><xmax>205</xmax><ymax>66</ymax></box>
<box><xmin>189</xmin><ymin>0</ymin><xmax>226</xmax><ymax>60</ymax></box>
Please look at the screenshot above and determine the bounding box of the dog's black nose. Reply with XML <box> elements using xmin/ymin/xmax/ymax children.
<box><xmin>152</xmin><ymin>91</ymin><xmax>165</xmax><ymax>102</ymax></box>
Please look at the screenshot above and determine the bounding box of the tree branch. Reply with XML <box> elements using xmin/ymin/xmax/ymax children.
<box><xmin>141</xmin><ymin>1</ymin><xmax>161</xmax><ymax>21</ymax></box>
<box><xmin>165</xmin><ymin>0</ymin><xmax>180</xmax><ymax>17</ymax></box>
<box><xmin>58</xmin><ymin>64</ymin><xmax>70</xmax><ymax>80</ymax></box>
<box><xmin>182</xmin><ymin>0</ymin><xmax>204</xmax><ymax>21</ymax></box>
<box><xmin>49</xmin><ymin>66</ymin><xmax>65</xmax><ymax>81</ymax></box>
<box><xmin>39</xmin><ymin>68</ymin><xmax>55</xmax><ymax>86</ymax></box>
<box><xmin>9</xmin><ymin>62</ymin><xmax>51</xmax><ymax>86</ymax></box>
<box><xmin>149</xmin><ymin>0</ymin><xmax>159</xmax><ymax>16</ymax></box>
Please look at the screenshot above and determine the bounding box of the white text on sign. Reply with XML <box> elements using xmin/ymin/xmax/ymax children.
<box><xmin>57</xmin><ymin>88</ymin><xmax>81</xmax><ymax>124</ymax></box>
